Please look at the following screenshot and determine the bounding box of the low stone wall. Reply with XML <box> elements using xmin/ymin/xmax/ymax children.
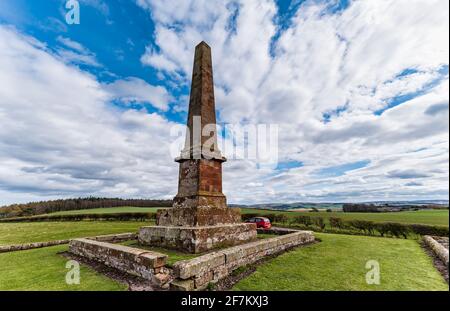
<box><xmin>87</xmin><ymin>232</ymin><xmax>137</xmax><ymax>243</ymax></box>
<box><xmin>170</xmin><ymin>230</ymin><xmax>315</xmax><ymax>291</ymax></box>
<box><xmin>423</xmin><ymin>235</ymin><xmax>449</xmax><ymax>265</ymax></box>
<box><xmin>0</xmin><ymin>239</ymin><xmax>70</xmax><ymax>253</ymax></box>
<box><xmin>69</xmin><ymin>238</ymin><xmax>170</xmax><ymax>286</ymax></box>
<box><xmin>0</xmin><ymin>232</ymin><xmax>137</xmax><ymax>254</ymax></box>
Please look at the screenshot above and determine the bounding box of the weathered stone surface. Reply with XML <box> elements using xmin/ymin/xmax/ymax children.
<box><xmin>88</xmin><ymin>232</ymin><xmax>137</xmax><ymax>243</ymax></box>
<box><xmin>0</xmin><ymin>232</ymin><xmax>137</xmax><ymax>254</ymax></box>
<box><xmin>139</xmin><ymin>223</ymin><xmax>257</xmax><ymax>254</ymax></box>
<box><xmin>424</xmin><ymin>235</ymin><xmax>449</xmax><ymax>265</ymax></box>
<box><xmin>157</xmin><ymin>204</ymin><xmax>241</xmax><ymax>226</ymax></box>
<box><xmin>169</xmin><ymin>230</ymin><xmax>315</xmax><ymax>290</ymax></box>
<box><xmin>0</xmin><ymin>239</ymin><xmax>70</xmax><ymax>253</ymax></box>
<box><xmin>138</xmin><ymin>42</ymin><xmax>257</xmax><ymax>254</ymax></box>
<box><xmin>69</xmin><ymin>238</ymin><xmax>168</xmax><ymax>281</ymax></box>
<box><xmin>170</xmin><ymin>279</ymin><xmax>195</xmax><ymax>291</ymax></box>
<box><xmin>154</xmin><ymin>273</ymin><xmax>171</xmax><ymax>286</ymax></box>
<box><xmin>174</xmin><ymin>252</ymin><xmax>225</xmax><ymax>279</ymax></box>
<box><xmin>178</xmin><ymin>41</ymin><xmax>223</xmax><ymax>160</ymax></box>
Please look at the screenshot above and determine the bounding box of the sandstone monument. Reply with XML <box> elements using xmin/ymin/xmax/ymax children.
<box><xmin>68</xmin><ymin>42</ymin><xmax>314</xmax><ymax>290</ymax></box>
<box><xmin>139</xmin><ymin>41</ymin><xmax>257</xmax><ymax>253</ymax></box>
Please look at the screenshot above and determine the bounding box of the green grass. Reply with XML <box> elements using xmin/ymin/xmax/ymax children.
<box><xmin>233</xmin><ymin>233</ymin><xmax>448</xmax><ymax>291</ymax></box>
<box><xmin>0</xmin><ymin>221</ymin><xmax>150</xmax><ymax>245</ymax></box>
<box><xmin>240</xmin><ymin>208</ymin><xmax>449</xmax><ymax>227</ymax></box>
<box><xmin>48</xmin><ymin>206</ymin><xmax>163</xmax><ymax>215</ymax></box>
<box><xmin>0</xmin><ymin>245</ymin><xmax>126</xmax><ymax>291</ymax></box>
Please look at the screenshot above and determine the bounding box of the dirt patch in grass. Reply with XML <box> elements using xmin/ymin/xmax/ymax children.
<box><xmin>61</xmin><ymin>251</ymin><xmax>164</xmax><ymax>291</ymax></box>
<box><xmin>421</xmin><ymin>241</ymin><xmax>449</xmax><ymax>284</ymax></box>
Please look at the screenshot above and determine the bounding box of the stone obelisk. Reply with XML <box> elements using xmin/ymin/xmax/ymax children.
<box><xmin>138</xmin><ymin>42</ymin><xmax>256</xmax><ymax>253</ymax></box>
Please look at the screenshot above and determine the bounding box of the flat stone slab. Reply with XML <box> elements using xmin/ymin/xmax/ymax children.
<box><xmin>139</xmin><ymin>223</ymin><xmax>257</xmax><ymax>253</ymax></box>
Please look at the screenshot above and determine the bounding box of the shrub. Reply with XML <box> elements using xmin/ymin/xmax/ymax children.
<box><xmin>374</xmin><ymin>222</ymin><xmax>409</xmax><ymax>239</ymax></box>
<box><xmin>273</xmin><ymin>214</ymin><xmax>289</xmax><ymax>223</ymax></box>
<box><xmin>346</xmin><ymin>220</ymin><xmax>377</xmax><ymax>235</ymax></box>
<box><xmin>326</xmin><ymin>209</ymin><xmax>332</xmax><ymax>213</ymax></box>
<box><xmin>408</xmin><ymin>224</ymin><xmax>448</xmax><ymax>236</ymax></box>
<box><xmin>264</xmin><ymin>214</ymin><xmax>277</xmax><ymax>222</ymax></box>
<box><xmin>375</xmin><ymin>223</ymin><xmax>390</xmax><ymax>237</ymax></box>
<box><xmin>314</xmin><ymin>217</ymin><xmax>326</xmax><ymax>230</ymax></box>
<box><xmin>241</xmin><ymin>213</ymin><xmax>259</xmax><ymax>221</ymax></box>
<box><xmin>0</xmin><ymin>212</ymin><xmax>156</xmax><ymax>223</ymax></box>
<box><xmin>293</xmin><ymin>215</ymin><xmax>313</xmax><ymax>227</ymax></box>
<box><xmin>329</xmin><ymin>217</ymin><xmax>344</xmax><ymax>229</ymax></box>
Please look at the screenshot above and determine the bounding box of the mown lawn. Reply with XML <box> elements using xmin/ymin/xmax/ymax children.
<box><xmin>0</xmin><ymin>221</ymin><xmax>150</xmax><ymax>245</ymax></box>
<box><xmin>233</xmin><ymin>233</ymin><xmax>448</xmax><ymax>291</ymax></box>
<box><xmin>0</xmin><ymin>245</ymin><xmax>126</xmax><ymax>291</ymax></box>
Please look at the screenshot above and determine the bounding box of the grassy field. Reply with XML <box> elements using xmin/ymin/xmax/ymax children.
<box><xmin>48</xmin><ymin>206</ymin><xmax>162</xmax><ymax>215</ymax></box>
<box><xmin>0</xmin><ymin>245</ymin><xmax>126</xmax><ymax>291</ymax></box>
<box><xmin>233</xmin><ymin>233</ymin><xmax>448</xmax><ymax>291</ymax></box>
<box><xmin>42</xmin><ymin>206</ymin><xmax>449</xmax><ymax>227</ymax></box>
<box><xmin>0</xmin><ymin>221</ymin><xmax>150</xmax><ymax>245</ymax></box>
<box><xmin>240</xmin><ymin>208</ymin><xmax>449</xmax><ymax>227</ymax></box>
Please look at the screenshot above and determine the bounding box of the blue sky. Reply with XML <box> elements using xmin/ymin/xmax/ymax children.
<box><xmin>0</xmin><ymin>0</ymin><xmax>448</xmax><ymax>205</ymax></box>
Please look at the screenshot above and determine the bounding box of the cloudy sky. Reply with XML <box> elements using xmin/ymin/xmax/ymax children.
<box><xmin>0</xmin><ymin>0</ymin><xmax>448</xmax><ymax>205</ymax></box>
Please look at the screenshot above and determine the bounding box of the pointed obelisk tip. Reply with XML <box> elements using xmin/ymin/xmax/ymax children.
<box><xmin>196</xmin><ymin>41</ymin><xmax>210</xmax><ymax>49</ymax></box>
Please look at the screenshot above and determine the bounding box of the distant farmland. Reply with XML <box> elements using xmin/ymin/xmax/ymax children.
<box><xmin>39</xmin><ymin>206</ymin><xmax>449</xmax><ymax>227</ymax></box>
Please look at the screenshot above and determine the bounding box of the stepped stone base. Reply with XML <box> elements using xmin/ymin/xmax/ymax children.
<box><xmin>156</xmin><ymin>205</ymin><xmax>241</xmax><ymax>226</ymax></box>
<box><xmin>138</xmin><ymin>223</ymin><xmax>257</xmax><ymax>254</ymax></box>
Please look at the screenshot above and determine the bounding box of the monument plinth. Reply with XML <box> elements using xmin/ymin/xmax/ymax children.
<box><xmin>139</xmin><ymin>42</ymin><xmax>257</xmax><ymax>253</ymax></box>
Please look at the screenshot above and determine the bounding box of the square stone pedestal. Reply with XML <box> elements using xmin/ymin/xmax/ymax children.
<box><xmin>138</xmin><ymin>223</ymin><xmax>257</xmax><ymax>254</ymax></box>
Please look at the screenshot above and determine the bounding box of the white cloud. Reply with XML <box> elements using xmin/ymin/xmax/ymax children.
<box><xmin>0</xmin><ymin>26</ymin><xmax>178</xmax><ymax>205</ymax></box>
<box><xmin>57</xmin><ymin>36</ymin><xmax>87</xmax><ymax>53</ymax></box>
<box><xmin>55</xmin><ymin>36</ymin><xmax>101</xmax><ymax>67</ymax></box>
<box><xmin>137</xmin><ymin>0</ymin><xmax>449</xmax><ymax>203</ymax></box>
<box><xmin>0</xmin><ymin>0</ymin><xmax>448</xmax><ymax>205</ymax></box>
<box><xmin>102</xmin><ymin>77</ymin><xmax>172</xmax><ymax>111</ymax></box>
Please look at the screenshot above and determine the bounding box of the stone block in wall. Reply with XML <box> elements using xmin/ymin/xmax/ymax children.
<box><xmin>194</xmin><ymin>270</ymin><xmax>214</xmax><ymax>289</ymax></box>
<box><xmin>173</xmin><ymin>251</ymin><xmax>225</xmax><ymax>279</ymax></box>
<box><xmin>88</xmin><ymin>233</ymin><xmax>137</xmax><ymax>243</ymax></box>
<box><xmin>170</xmin><ymin>279</ymin><xmax>195</xmax><ymax>291</ymax></box>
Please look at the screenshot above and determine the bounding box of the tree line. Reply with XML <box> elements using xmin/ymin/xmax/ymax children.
<box><xmin>0</xmin><ymin>197</ymin><xmax>172</xmax><ymax>218</ymax></box>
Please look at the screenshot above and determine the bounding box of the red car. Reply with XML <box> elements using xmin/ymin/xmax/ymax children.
<box><xmin>247</xmin><ymin>217</ymin><xmax>272</xmax><ymax>229</ymax></box>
